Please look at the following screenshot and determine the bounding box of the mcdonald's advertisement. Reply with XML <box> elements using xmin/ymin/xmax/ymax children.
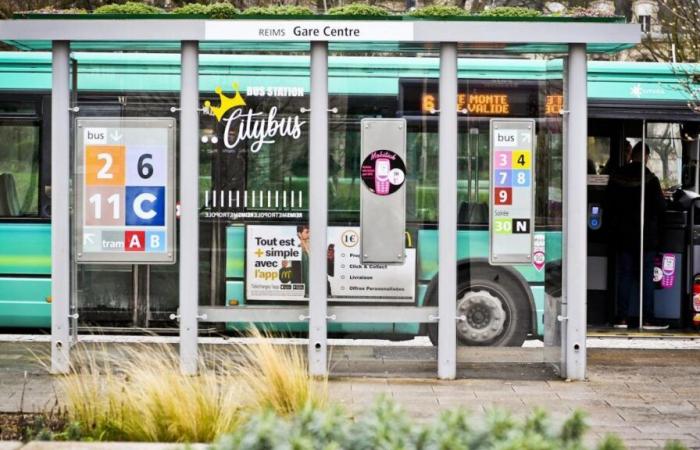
<box><xmin>245</xmin><ymin>225</ymin><xmax>416</xmax><ymax>302</ymax></box>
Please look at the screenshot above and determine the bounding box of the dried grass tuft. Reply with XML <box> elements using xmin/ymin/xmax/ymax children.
<box><xmin>56</xmin><ymin>329</ymin><xmax>326</xmax><ymax>442</ymax></box>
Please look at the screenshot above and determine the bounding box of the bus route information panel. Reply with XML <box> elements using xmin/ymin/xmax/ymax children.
<box><xmin>75</xmin><ymin>118</ymin><xmax>176</xmax><ymax>264</ymax></box>
<box><xmin>489</xmin><ymin>119</ymin><xmax>535</xmax><ymax>265</ymax></box>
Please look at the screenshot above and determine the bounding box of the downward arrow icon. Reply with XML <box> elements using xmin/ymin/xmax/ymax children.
<box><xmin>83</xmin><ymin>233</ymin><xmax>95</xmax><ymax>245</ymax></box>
<box><xmin>110</xmin><ymin>130</ymin><xmax>123</xmax><ymax>142</ymax></box>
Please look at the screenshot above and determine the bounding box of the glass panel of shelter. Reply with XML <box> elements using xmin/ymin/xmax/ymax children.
<box><xmin>198</xmin><ymin>44</ymin><xmax>311</xmax><ymax>335</ymax></box>
<box><xmin>13</xmin><ymin>40</ymin><xmax>567</xmax><ymax>375</ymax></box>
<box><xmin>71</xmin><ymin>49</ymin><xmax>181</xmax><ymax>330</ymax></box>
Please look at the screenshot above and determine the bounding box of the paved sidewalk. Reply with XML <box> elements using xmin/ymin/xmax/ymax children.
<box><xmin>1</xmin><ymin>341</ymin><xmax>699</xmax><ymax>449</ymax></box>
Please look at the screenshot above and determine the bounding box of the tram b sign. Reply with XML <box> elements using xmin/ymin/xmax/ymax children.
<box><xmin>75</xmin><ymin>118</ymin><xmax>176</xmax><ymax>264</ymax></box>
<box><xmin>489</xmin><ymin>119</ymin><xmax>535</xmax><ymax>265</ymax></box>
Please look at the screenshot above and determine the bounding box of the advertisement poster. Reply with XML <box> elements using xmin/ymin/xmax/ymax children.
<box><xmin>246</xmin><ymin>225</ymin><xmax>308</xmax><ymax>301</ymax></box>
<box><xmin>246</xmin><ymin>225</ymin><xmax>416</xmax><ymax>302</ymax></box>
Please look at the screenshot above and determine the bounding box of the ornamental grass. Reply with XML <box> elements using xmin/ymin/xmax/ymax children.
<box><xmin>56</xmin><ymin>329</ymin><xmax>326</xmax><ymax>442</ymax></box>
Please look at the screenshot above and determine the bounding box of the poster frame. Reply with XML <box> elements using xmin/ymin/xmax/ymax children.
<box><xmin>488</xmin><ymin>118</ymin><xmax>536</xmax><ymax>265</ymax></box>
<box><xmin>74</xmin><ymin>117</ymin><xmax>177</xmax><ymax>264</ymax></box>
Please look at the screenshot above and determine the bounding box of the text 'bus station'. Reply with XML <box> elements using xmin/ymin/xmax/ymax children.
<box><xmin>2</xmin><ymin>13</ymin><xmax>698</xmax><ymax>381</ymax></box>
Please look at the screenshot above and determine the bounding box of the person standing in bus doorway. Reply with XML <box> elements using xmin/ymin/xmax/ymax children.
<box><xmin>297</xmin><ymin>225</ymin><xmax>310</xmax><ymax>298</ymax></box>
<box><xmin>606</xmin><ymin>142</ymin><xmax>667</xmax><ymax>329</ymax></box>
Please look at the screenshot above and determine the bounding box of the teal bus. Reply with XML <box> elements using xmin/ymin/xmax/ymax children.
<box><xmin>0</xmin><ymin>50</ymin><xmax>698</xmax><ymax>345</ymax></box>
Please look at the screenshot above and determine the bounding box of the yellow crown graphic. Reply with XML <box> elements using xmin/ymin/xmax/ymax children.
<box><xmin>204</xmin><ymin>82</ymin><xmax>247</xmax><ymax>122</ymax></box>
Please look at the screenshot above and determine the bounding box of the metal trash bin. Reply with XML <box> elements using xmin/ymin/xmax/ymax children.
<box><xmin>653</xmin><ymin>207</ymin><xmax>688</xmax><ymax>325</ymax></box>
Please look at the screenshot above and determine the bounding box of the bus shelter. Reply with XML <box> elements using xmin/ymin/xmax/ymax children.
<box><xmin>0</xmin><ymin>16</ymin><xmax>640</xmax><ymax>380</ymax></box>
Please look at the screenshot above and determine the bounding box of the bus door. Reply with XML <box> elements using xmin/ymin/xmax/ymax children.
<box><xmin>587</xmin><ymin>116</ymin><xmax>700</xmax><ymax>330</ymax></box>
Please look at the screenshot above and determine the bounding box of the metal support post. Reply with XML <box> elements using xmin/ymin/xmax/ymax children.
<box><xmin>179</xmin><ymin>41</ymin><xmax>199</xmax><ymax>375</ymax></box>
<box><xmin>563</xmin><ymin>43</ymin><xmax>588</xmax><ymax>380</ymax></box>
<box><xmin>438</xmin><ymin>42</ymin><xmax>458</xmax><ymax>380</ymax></box>
<box><xmin>51</xmin><ymin>41</ymin><xmax>71</xmax><ymax>374</ymax></box>
<box><xmin>308</xmin><ymin>41</ymin><xmax>329</xmax><ymax>377</ymax></box>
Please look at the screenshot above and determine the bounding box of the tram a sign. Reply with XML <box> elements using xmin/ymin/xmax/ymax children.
<box><xmin>75</xmin><ymin>118</ymin><xmax>176</xmax><ymax>264</ymax></box>
<box><xmin>489</xmin><ymin>119</ymin><xmax>536</xmax><ymax>265</ymax></box>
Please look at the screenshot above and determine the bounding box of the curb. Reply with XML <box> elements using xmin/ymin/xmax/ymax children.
<box><xmin>2</xmin><ymin>443</ymin><xmax>208</xmax><ymax>450</ymax></box>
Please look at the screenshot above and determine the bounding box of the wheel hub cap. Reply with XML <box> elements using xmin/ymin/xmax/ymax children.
<box><xmin>456</xmin><ymin>290</ymin><xmax>506</xmax><ymax>343</ymax></box>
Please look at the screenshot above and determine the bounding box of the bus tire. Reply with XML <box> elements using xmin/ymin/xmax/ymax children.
<box><xmin>427</xmin><ymin>268</ymin><xmax>530</xmax><ymax>347</ymax></box>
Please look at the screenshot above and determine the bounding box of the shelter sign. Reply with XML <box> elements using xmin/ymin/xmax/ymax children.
<box><xmin>489</xmin><ymin>119</ymin><xmax>535</xmax><ymax>265</ymax></box>
<box><xmin>360</xmin><ymin>118</ymin><xmax>407</xmax><ymax>265</ymax></box>
<box><xmin>75</xmin><ymin>118</ymin><xmax>176</xmax><ymax>264</ymax></box>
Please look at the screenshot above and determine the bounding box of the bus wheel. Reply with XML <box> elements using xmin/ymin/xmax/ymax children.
<box><xmin>427</xmin><ymin>271</ymin><xmax>530</xmax><ymax>347</ymax></box>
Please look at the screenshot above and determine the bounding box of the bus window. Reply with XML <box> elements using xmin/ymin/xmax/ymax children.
<box><xmin>645</xmin><ymin>122</ymin><xmax>683</xmax><ymax>189</ymax></box>
<box><xmin>0</xmin><ymin>122</ymin><xmax>40</xmax><ymax>217</ymax></box>
<box><xmin>458</xmin><ymin>122</ymin><xmax>489</xmax><ymax>225</ymax></box>
<box><xmin>408</xmin><ymin>125</ymin><xmax>438</xmax><ymax>223</ymax></box>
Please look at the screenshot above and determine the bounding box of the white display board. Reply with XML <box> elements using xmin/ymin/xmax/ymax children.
<box><xmin>75</xmin><ymin>118</ymin><xmax>176</xmax><ymax>264</ymax></box>
<box><xmin>245</xmin><ymin>225</ymin><xmax>415</xmax><ymax>302</ymax></box>
<box><xmin>489</xmin><ymin>119</ymin><xmax>535</xmax><ymax>265</ymax></box>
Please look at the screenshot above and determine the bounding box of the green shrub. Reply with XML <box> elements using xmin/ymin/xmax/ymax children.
<box><xmin>172</xmin><ymin>3</ymin><xmax>209</xmax><ymax>15</ymax></box>
<box><xmin>479</xmin><ymin>6</ymin><xmax>541</xmax><ymax>17</ymax></box>
<box><xmin>206</xmin><ymin>2</ymin><xmax>240</xmax><ymax>18</ymax></box>
<box><xmin>213</xmin><ymin>397</ymin><xmax>681</xmax><ymax>450</ymax></box>
<box><xmin>93</xmin><ymin>2</ymin><xmax>163</xmax><ymax>14</ymax></box>
<box><xmin>242</xmin><ymin>5</ymin><xmax>314</xmax><ymax>15</ymax></box>
<box><xmin>408</xmin><ymin>5</ymin><xmax>467</xmax><ymax>17</ymax></box>
<box><xmin>327</xmin><ymin>3</ymin><xmax>388</xmax><ymax>16</ymax></box>
<box><xmin>25</xmin><ymin>6</ymin><xmax>87</xmax><ymax>14</ymax></box>
<box><xmin>565</xmin><ymin>6</ymin><xmax>616</xmax><ymax>17</ymax></box>
<box><xmin>597</xmin><ymin>434</ymin><xmax>627</xmax><ymax>450</ymax></box>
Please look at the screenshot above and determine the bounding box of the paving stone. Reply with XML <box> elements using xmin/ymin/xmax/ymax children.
<box><xmin>514</xmin><ymin>391</ymin><xmax>560</xmax><ymax>401</ymax></box>
<box><xmin>639</xmin><ymin>392</ymin><xmax>682</xmax><ymax>402</ymax></box>
<box><xmin>653</xmin><ymin>439</ymin><xmax>700</xmax><ymax>448</ymax></box>
<box><xmin>387</xmin><ymin>382</ymin><xmax>435</xmax><ymax>393</ymax></box>
<box><xmin>473</xmin><ymin>390</ymin><xmax>519</xmax><ymax>400</ymax></box>
<box><xmin>590</xmin><ymin>425</ymin><xmax>640</xmax><ymax>435</ymax></box>
<box><xmin>391</xmin><ymin>390</ymin><xmax>444</xmax><ymax>401</ymax></box>
<box><xmin>654</xmin><ymin>400</ymin><xmax>697</xmax><ymax>414</ymax></box>
<box><xmin>621</xmin><ymin>439</ymin><xmax>662</xmax><ymax>448</ymax></box>
<box><xmin>511</xmin><ymin>384</ymin><xmax>554</xmax><ymax>394</ymax></box>
<box><xmin>632</xmin><ymin>422</ymin><xmax>680</xmax><ymax>433</ymax></box>
<box><xmin>0</xmin><ymin>442</ymin><xmax>23</xmax><ymax>450</ymax></box>
<box><xmin>563</xmin><ymin>399</ymin><xmax>610</xmax><ymax>409</ymax></box>
<box><xmin>435</xmin><ymin>396</ymin><xmax>483</xmax><ymax>408</ymax></box>
<box><xmin>431</xmin><ymin>382</ymin><xmax>488</xmax><ymax>392</ymax></box>
<box><xmin>2</xmin><ymin>343</ymin><xmax>700</xmax><ymax>450</ymax></box>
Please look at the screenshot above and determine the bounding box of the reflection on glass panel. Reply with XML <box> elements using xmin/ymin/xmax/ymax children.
<box><xmin>0</xmin><ymin>123</ymin><xmax>40</xmax><ymax>217</ymax></box>
<box><xmin>587</xmin><ymin>136</ymin><xmax>611</xmax><ymax>175</ymax></box>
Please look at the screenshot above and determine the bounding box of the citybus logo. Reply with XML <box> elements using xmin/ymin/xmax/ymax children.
<box><xmin>203</xmin><ymin>82</ymin><xmax>306</xmax><ymax>153</ymax></box>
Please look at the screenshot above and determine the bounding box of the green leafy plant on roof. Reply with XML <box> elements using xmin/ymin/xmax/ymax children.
<box><xmin>172</xmin><ymin>3</ymin><xmax>210</xmax><ymax>16</ymax></box>
<box><xmin>327</xmin><ymin>3</ymin><xmax>389</xmax><ymax>16</ymax></box>
<box><xmin>566</xmin><ymin>6</ymin><xmax>617</xmax><ymax>17</ymax></box>
<box><xmin>408</xmin><ymin>5</ymin><xmax>467</xmax><ymax>17</ymax></box>
<box><xmin>206</xmin><ymin>2</ymin><xmax>240</xmax><ymax>19</ymax></box>
<box><xmin>93</xmin><ymin>2</ymin><xmax>164</xmax><ymax>14</ymax></box>
<box><xmin>479</xmin><ymin>6</ymin><xmax>541</xmax><ymax>17</ymax></box>
<box><xmin>241</xmin><ymin>5</ymin><xmax>314</xmax><ymax>16</ymax></box>
<box><xmin>21</xmin><ymin>6</ymin><xmax>87</xmax><ymax>14</ymax></box>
